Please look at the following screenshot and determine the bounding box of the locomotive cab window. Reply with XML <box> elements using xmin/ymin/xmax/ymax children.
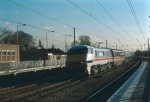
<box><xmin>88</xmin><ymin>48</ymin><xmax>93</xmax><ymax>54</ymax></box>
<box><xmin>67</xmin><ymin>48</ymin><xmax>88</xmax><ymax>55</ymax></box>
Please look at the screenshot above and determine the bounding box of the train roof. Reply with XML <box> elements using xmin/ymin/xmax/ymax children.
<box><xmin>69</xmin><ymin>45</ymin><xmax>111</xmax><ymax>50</ymax></box>
<box><xmin>69</xmin><ymin>45</ymin><xmax>93</xmax><ymax>49</ymax></box>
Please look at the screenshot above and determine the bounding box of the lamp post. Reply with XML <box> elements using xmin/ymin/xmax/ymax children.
<box><xmin>16</xmin><ymin>24</ymin><xmax>26</xmax><ymax>62</ymax></box>
<box><xmin>65</xmin><ymin>35</ymin><xmax>71</xmax><ymax>52</ymax></box>
<box><xmin>46</xmin><ymin>31</ymin><xmax>54</xmax><ymax>60</ymax></box>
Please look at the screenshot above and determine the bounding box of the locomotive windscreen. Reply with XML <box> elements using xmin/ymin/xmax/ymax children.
<box><xmin>67</xmin><ymin>48</ymin><xmax>88</xmax><ymax>55</ymax></box>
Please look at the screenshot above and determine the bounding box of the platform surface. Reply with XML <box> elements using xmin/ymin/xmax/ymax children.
<box><xmin>107</xmin><ymin>61</ymin><xmax>150</xmax><ymax>102</ymax></box>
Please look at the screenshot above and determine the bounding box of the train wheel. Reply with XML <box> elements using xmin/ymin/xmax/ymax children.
<box><xmin>91</xmin><ymin>66</ymin><xmax>98</xmax><ymax>75</ymax></box>
<box><xmin>107</xmin><ymin>62</ymin><xmax>112</xmax><ymax>69</ymax></box>
<box><xmin>97</xmin><ymin>65</ymin><xmax>101</xmax><ymax>72</ymax></box>
<box><xmin>95</xmin><ymin>66</ymin><xmax>99</xmax><ymax>74</ymax></box>
<box><xmin>91</xmin><ymin>67</ymin><xmax>95</xmax><ymax>75</ymax></box>
<box><xmin>104</xmin><ymin>64</ymin><xmax>107</xmax><ymax>71</ymax></box>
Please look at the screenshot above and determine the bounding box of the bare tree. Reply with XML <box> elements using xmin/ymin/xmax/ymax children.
<box><xmin>66</xmin><ymin>44</ymin><xmax>69</xmax><ymax>52</ymax></box>
<box><xmin>78</xmin><ymin>35</ymin><xmax>91</xmax><ymax>46</ymax></box>
<box><xmin>7</xmin><ymin>31</ymin><xmax>36</xmax><ymax>51</ymax></box>
<box><xmin>70</xmin><ymin>40</ymin><xmax>79</xmax><ymax>47</ymax></box>
<box><xmin>91</xmin><ymin>43</ymin><xmax>98</xmax><ymax>47</ymax></box>
<box><xmin>70</xmin><ymin>35</ymin><xmax>91</xmax><ymax>47</ymax></box>
<box><xmin>0</xmin><ymin>27</ymin><xmax>13</xmax><ymax>44</ymax></box>
<box><xmin>38</xmin><ymin>40</ymin><xmax>44</xmax><ymax>49</ymax></box>
<box><xmin>52</xmin><ymin>43</ymin><xmax>55</xmax><ymax>49</ymax></box>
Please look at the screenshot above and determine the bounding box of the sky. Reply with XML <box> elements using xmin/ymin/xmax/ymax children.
<box><xmin>0</xmin><ymin>0</ymin><xmax>150</xmax><ymax>52</ymax></box>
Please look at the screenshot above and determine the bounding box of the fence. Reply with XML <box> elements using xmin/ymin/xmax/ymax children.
<box><xmin>0</xmin><ymin>59</ymin><xmax>66</xmax><ymax>72</ymax></box>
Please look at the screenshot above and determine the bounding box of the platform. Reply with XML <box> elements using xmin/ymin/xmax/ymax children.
<box><xmin>107</xmin><ymin>61</ymin><xmax>150</xmax><ymax>102</ymax></box>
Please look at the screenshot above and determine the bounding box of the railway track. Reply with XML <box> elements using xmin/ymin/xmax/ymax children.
<box><xmin>0</xmin><ymin>59</ymin><xmax>140</xmax><ymax>101</ymax></box>
<box><xmin>84</xmin><ymin>59</ymin><xmax>141</xmax><ymax>102</ymax></box>
<box><xmin>0</xmin><ymin>73</ymin><xmax>70</xmax><ymax>101</ymax></box>
<box><xmin>37</xmin><ymin>59</ymin><xmax>140</xmax><ymax>101</ymax></box>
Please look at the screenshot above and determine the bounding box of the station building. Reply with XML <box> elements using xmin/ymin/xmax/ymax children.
<box><xmin>0</xmin><ymin>44</ymin><xmax>19</xmax><ymax>62</ymax></box>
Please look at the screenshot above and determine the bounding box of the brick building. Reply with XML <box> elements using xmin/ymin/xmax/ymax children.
<box><xmin>0</xmin><ymin>44</ymin><xmax>19</xmax><ymax>62</ymax></box>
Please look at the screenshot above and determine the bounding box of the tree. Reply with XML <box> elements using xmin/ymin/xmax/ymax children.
<box><xmin>70</xmin><ymin>40</ymin><xmax>79</xmax><ymax>47</ymax></box>
<box><xmin>66</xmin><ymin>44</ymin><xmax>69</xmax><ymax>52</ymax></box>
<box><xmin>52</xmin><ymin>43</ymin><xmax>55</xmax><ymax>49</ymax></box>
<box><xmin>91</xmin><ymin>43</ymin><xmax>98</xmax><ymax>47</ymax></box>
<box><xmin>0</xmin><ymin>27</ymin><xmax>13</xmax><ymax>44</ymax></box>
<box><xmin>38</xmin><ymin>40</ymin><xmax>44</xmax><ymax>49</ymax></box>
<box><xmin>10</xmin><ymin>31</ymin><xmax>36</xmax><ymax>51</ymax></box>
<box><xmin>78</xmin><ymin>35</ymin><xmax>91</xmax><ymax>46</ymax></box>
<box><xmin>70</xmin><ymin>35</ymin><xmax>91</xmax><ymax>47</ymax></box>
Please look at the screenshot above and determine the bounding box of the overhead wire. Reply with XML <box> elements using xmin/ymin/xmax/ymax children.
<box><xmin>5</xmin><ymin>0</ymin><xmax>138</xmax><ymax>48</ymax></box>
<box><xmin>0</xmin><ymin>15</ymin><xmax>106</xmax><ymax>47</ymax></box>
<box><xmin>127</xmin><ymin>0</ymin><xmax>146</xmax><ymax>41</ymax></box>
<box><xmin>7</xmin><ymin>0</ymin><xmax>106</xmax><ymax>41</ymax></box>
<box><xmin>96</xmin><ymin>0</ymin><xmax>135</xmax><ymax>41</ymax></box>
<box><xmin>67</xmin><ymin>0</ymin><xmax>136</xmax><ymax>46</ymax></box>
<box><xmin>0</xmin><ymin>17</ymin><xmax>68</xmax><ymax>36</ymax></box>
<box><xmin>118</xmin><ymin>39</ymin><xmax>124</xmax><ymax>47</ymax></box>
<box><xmin>1</xmin><ymin>17</ymin><xmax>95</xmax><ymax>46</ymax></box>
<box><xmin>6</xmin><ymin>0</ymin><xmax>123</xmax><ymax>46</ymax></box>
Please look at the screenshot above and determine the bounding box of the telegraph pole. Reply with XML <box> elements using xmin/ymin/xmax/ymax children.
<box><xmin>106</xmin><ymin>40</ymin><xmax>107</xmax><ymax>48</ymax></box>
<box><xmin>74</xmin><ymin>28</ymin><xmax>75</xmax><ymax>46</ymax></box>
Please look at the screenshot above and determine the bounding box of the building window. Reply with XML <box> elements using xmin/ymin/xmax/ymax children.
<box><xmin>7</xmin><ymin>50</ymin><xmax>10</xmax><ymax>55</ymax></box>
<box><xmin>2</xmin><ymin>50</ymin><xmax>6</xmax><ymax>56</ymax></box>
<box><xmin>11</xmin><ymin>50</ymin><xmax>15</xmax><ymax>56</ymax></box>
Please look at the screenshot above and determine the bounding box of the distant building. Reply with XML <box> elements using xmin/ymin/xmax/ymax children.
<box><xmin>0</xmin><ymin>44</ymin><xmax>19</xmax><ymax>62</ymax></box>
<box><xmin>48</xmin><ymin>53</ymin><xmax>66</xmax><ymax>60</ymax></box>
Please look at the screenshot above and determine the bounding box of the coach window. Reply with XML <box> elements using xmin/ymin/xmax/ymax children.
<box><xmin>98</xmin><ymin>51</ymin><xmax>104</xmax><ymax>56</ymax></box>
<box><xmin>104</xmin><ymin>51</ymin><xmax>108</xmax><ymax>56</ymax></box>
<box><xmin>113</xmin><ymin>52</ymin><xmax>116</xmax><ymax>56</ymax></box>
<box><xmin>109</xmin><ymin>51</ymin><xmax>112</xmax><ymax>56</ymax></box>
<box><xmin>116</xmin><ymin>52</ymin><xmax>119</xmax><ymax>56</ymax></box>
<box><xmin>95</xmin><ymin>51</ymin><xmax>97</xmax><ymax>57</ymax></box>
<box><xmin>120</xmin><ymin>52</ymin><xmax>124</xmax><ymax>56</ymax></box>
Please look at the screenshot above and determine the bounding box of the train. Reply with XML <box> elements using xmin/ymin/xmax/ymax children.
<box><xmin>66</xmin><ymin>45</ymin><xmax>134</xmax><ymax>77</ymax></box>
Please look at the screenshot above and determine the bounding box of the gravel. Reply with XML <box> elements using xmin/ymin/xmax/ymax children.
<box><xmin>37</xmin><ymin>60</ymin><xmax>139</xmax><ymax>101</ymax></box>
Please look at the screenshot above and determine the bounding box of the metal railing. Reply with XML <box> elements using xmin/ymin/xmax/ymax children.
<box><xmin>0</xmin><ymin>59</ymin><xmax>66</xmax><ymax>72</ymax></box>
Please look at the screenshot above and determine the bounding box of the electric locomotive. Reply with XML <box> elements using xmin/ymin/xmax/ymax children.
<box><xmin>66</xmin><ymin>45</ymin><xmax>118</xmax><ymax>77</ymax></box>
